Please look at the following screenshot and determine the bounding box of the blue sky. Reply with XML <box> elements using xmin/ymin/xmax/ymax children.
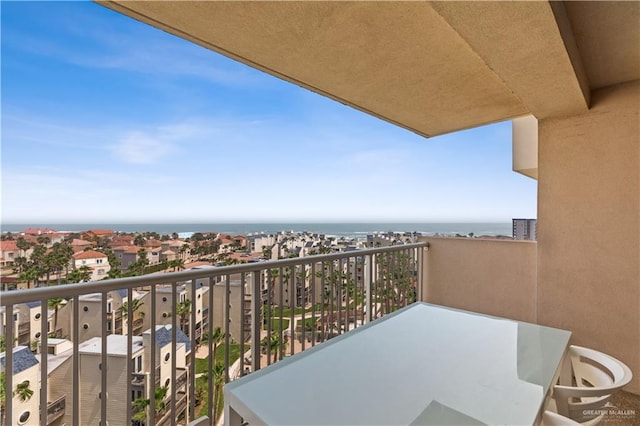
<box><xmin>1</xmin><ymin>1</ymin><xmax>536</xmax><ymax>224</ymax></box>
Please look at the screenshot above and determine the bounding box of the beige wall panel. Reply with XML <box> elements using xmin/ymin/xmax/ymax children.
<box><xmin>422</xmin><ymin>237</ymin><xmax>537</xmax><ymax>323</ymax></box>
<box><xmin>538</xmin><ymin>80</ymin><xmax>640</xmax><ymax>393</ymax></box>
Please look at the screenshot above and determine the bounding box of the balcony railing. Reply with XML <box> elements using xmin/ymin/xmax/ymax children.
<box><xmin>18</xmin><ymin>322</ymin><xmax>30</xmax><ymax>335</ymax></box>
<box><xmin>0</xmin><ymin>243</ymin><xmax>425</xmax><ymax>425</ymax></box>
<box><xmin>46</xmin><ymin>395</ymin><xmax>65</xmax><ymax>425</ymax></box>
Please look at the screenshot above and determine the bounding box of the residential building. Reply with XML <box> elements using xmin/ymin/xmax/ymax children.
<box><xmin>0</xmin><ymin>240</ymin><xmax>19</xmax><ymax>267</ymax></box>
<box><xmin>69</xmin><ymin>239</ymin><xmax>93</xmax><ymax>253</ymax></box>
<box><xmin>0</xmin><ymin>346</ymin><xmax>41</xmax><ymax>426</ymax></box>
<box><xmin>113</xmin><ymin>245</ymin><xmax>139</xmax><ymax>272</ymax></box>
<box><xmin>71</xmin><ymin>250</ymin><xmax>111</xmax><ymax>281</ymax></box>
<box><xmin>512</xmin><ymin>218</ymin><xmax>537</xmax><ymax>240</ymax></box>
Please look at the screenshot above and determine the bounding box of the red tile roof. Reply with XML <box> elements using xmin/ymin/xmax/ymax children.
<box><xmin>0</xmin><ymin>241</ymin><xmax>19</xmax><ymax>251</ymax></box>
<box><xmin>73</xmin><ymin>250</ymin><xmax>107</xmax><ymax>260</ymax></box>
<box><xmin>23</xmin><ymin>227</ymin><xmax>57</xmax><ymax>235</ymax></box>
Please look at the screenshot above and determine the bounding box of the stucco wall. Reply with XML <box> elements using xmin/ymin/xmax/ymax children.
<box><xmin>421</xmin><ymin>236</ymin><xmax>537</xmax><ymax>323</ymax></box>
<box><xmin>538</xmin><ymin>80</ymin><xmax>640</xmax><ymax>393</ymax></box>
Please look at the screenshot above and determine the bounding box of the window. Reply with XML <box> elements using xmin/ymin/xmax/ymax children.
<box><xmin>165</xmin><ymin>378</ymin><xmax>170</xmax><ymax>387</ymax></box>
<box><xmin>83</xmin><ymin>324</ymin><xmax>89</xmax><ymax>330</ymax></box>
<box><xmin>98</xmin><ymin>269</ymin><xmax>105</xmax><ymax>275</ymax></box>
<box><xmin>106</xmin><ymin>302</ymin><xmax>112</xmax><ymax>313</ymax></box>
<box><xmin>83</xmin><ymin>306</ymin><xmax>89</xmax><ymax>312</ymax></box>
<box><xmin>180</xmin><ymin>294</ymin><xmax>186</xmax><ymax>303</ymax></box>
<box><xmin>18</xmin><ymin>411</ymin><xmax>30</xmax><ymax>424</ymax></box>
<box><xmin>162</xmin><ymin>297</ymin><xmax>167</xmax><ymax>302</ymax></box>
<box><xmin>35</xmin><ymin>332</ymin><xmax>41</xmax><ymax>338</ymax></box>
<box><xmin>35</xmin><ymin>313</ymin><xmax>41</xmax><ymax>320</ymax></box>
<box><xmin>136</xmin><ymin>355</ymin><xmax>142</xmax><ymax>373</ymax></box>
<box><xmin>97</xmin><ymin>258</ymin><xmax>103</xmax><ymax>264</ymax></box>
<box><xmin>82</xmin><ymin>260</ymin><xmax>86</xmax><ymax>265</ymax></box>
<box><xmin>107</xmin><ymin>321</ymin><xmax>112</xmax><ymax>332</ymax></box>
<box><xmin>164</xmin><ymin>352</ymin><xmax>170</xmax><ymax>362</ymax></box>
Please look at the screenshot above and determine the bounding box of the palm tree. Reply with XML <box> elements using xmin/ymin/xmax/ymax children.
<box><xmin>176</xmin><ymin>299</ymin><xmax>191</xmax><ymax>335</ymax></box>
<box><xmin>48</xmin><ymin>298</ymin><xmax>65</xmax><ymax>337</ymax></box>
<box><xmin>261</xmin><ymin>332</ymin><xmax>288</xmax><ymax>363</ymax></box>
<box><xmin>212</xmin><ymin>362</ymin><xmax>225</xmax><ymax>422</ymax></box>
<box><xmin>14</xmin><ymin>380</ymin><xmax>33</xmax><ymax>402</ymax></box>
<box><xmin>132</xmin><ymin>386</ymin><xmax>169</xmax><ymax>422</ymax></box>
<box><xmin>0</xmin><ymin>372</ymin><xmax>5</xmax><ymax>425</ymax></box>
<box><xmin>119</xmin><ymin>299</ymin><xmax>145</xmax><ymax>320</ymax></box>
<box><xmin>210</xmin><ymin>327</ymin><xmax>224</xmax><ymax>361</ymax></box>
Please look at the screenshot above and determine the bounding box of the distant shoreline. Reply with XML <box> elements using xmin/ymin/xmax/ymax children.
<box><xmin>0</xmin><ymin>222</ymin><xmax>515</xmax><ymax>239</ymax></box>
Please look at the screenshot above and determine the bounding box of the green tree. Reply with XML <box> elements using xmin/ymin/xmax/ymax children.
<box><xmin>0</xmin><ymin>372</ymin><xmax>5</xmax><ymax>423</ymax></box>
<box><xmin>16</xmin><ymin>237</ymin><xmax>31</xmax><ymax>257</ymax></box>
<box><xmin>119</xmin><ymin>298</ymin><xmax>145</xmax><ymax>322</ymax></box>
<box><xmin>260</xmin><ymin>332</ymin><xmax>288</xmax><ymax>363</ymax></box>
<box><xmin>133</xmin><ymin>234</ymin><xmax>146</xmax><ymax>247</ymax></box>
<box><xmin>176</xmin><ymin>299</ymin><xmax>191</xmax><ymax>336</ymax></box>
<box><xmin>14</xmin><ymin>380</ymin><xmax>34</xmax><ymax>402</ymax></box>
<box><xmin>67</xmin><ymin>265</ymin><xmax>92</xmax><ymax>283</ymax></box>
<box><xmin>48</xmin><ymin>298</ymin><xmax>65</xmax><ymax>337</ymax></box>
<box><xmin>209</xmin><ymin>327</ymin><xmax>224</xmax><ymax>361</ymax></box>
<box><xmin>212</xmin><ymin>362</ymin><xmax>225</xmax><ymax>422</ymax></box>
<box><xmin>132</xmin><ymin>386</ymin><xmax>169</xmax><ymax>422</ymax></box>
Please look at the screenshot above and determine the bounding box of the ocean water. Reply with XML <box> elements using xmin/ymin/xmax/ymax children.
<box><xmin>0</xmin><ymin>222</ymin><xmax>513</xmax><ymax>239</ymax></box>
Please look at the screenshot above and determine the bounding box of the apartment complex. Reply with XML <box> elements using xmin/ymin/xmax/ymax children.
<box><xmin>512</xmin><ymin>219</ymin><xmax>537</xmax><ymax>240</ymax></box>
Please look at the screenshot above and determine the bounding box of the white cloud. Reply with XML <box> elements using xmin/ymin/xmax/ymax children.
<box><xmin>110</xmin><ymin>131</ymin><xmax>173</xmax><ymax>164</ymax></box>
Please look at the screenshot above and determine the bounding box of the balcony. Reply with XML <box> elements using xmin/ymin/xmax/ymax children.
<box><xmin>0</xmin><ymin>244</ymin><xmax>424</xmax><ymax>425</ymax></box>
<box><xmin>17</xmin><ymin>322</ymin><xmax>29</xmax><ymax>335</ymax></box>
<box><xmin>0</xmin><ymin>238</ymin><xmax>636</xmax><ymax>424</ymax></box>
<box><xmin>132</xmin><ymin>373</ymin><xmax>146</xmax><ymax>387</ymax></box>
<box><xmin>46</xmin><ymin>395</ymin><xmax>65</xmax><ymax>425</ymax></box>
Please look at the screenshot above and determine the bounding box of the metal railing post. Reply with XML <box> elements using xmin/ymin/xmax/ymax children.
<box><xmin>251</xmin><ymin>269</ymin><xmax>262</xmax><ymax>373</ymax></box>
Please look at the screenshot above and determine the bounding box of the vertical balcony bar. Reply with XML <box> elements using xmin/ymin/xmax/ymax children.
<box><xmin>190</xmin><ymin>278</ymin><xmax>197</xmax><ymax>420</ymax></box>
<box><xmin>320</xmin><ymin>262</ymin><xmax>326</xmax><ymax>344</ymax></box>
<box><xmin>100</xmin><ymin>292</ymin><xmax>107</xmax><ymax>426</ymax></box>
<box><xmin>418</xmin><ymin>246</ymin><xmax>424</xmax><ymax>302</ymax></box>
<box><xmin>365</xmin><ymin>254</ymin><xmax>373</xmax><ymax>324</ymax></box>
<box><xmin>207</xmin><ymin>276</ymin><xmax>214</xmax><ymax>420</ymax></box>
<box><xmin>126</xmin><ymin>291</ymin><xmax>132</xmax><ymax>426</ymax></box>
<box><xmin>40</xmin><ymin>299</ymin><xmax>49</xmax><ymax>425</ymax></box>
<box><xmin>240</xmin><ymin>272</ymin><xmax>246</xmax><ymax>376</ymax></box>
<box><xmin>72</xmin><ymin>295</ymin><xmax>80</xmax><ymax>426</ymax></box>
<box><xmin>353</xmin><ymin>256</ymin><xmax>358</xmax><ymax>330</ymax></box>
<box><xmin>250</xmin><ymin>269</ymin><xmax>261</xmax><ymax>373</ymax></box>
<box><xmin>289</xmin><ymin>267</ymin><xmax>295</xmax><ymax>356</ymax></box>
<box><xmin>224</xmin><ymin>274</ymin><xmax>230</xmax><ymax>383</ymax></box>
<box><xmin>5</xmin><ymin>303</ymin><xmax>13</xmax><ymax>426</ymax></box>
<box><xmin>385</xmin><ymin>253</ymin><xmax>391</xmax><ymax>315</ymax></box>
<box><xmin>301</xmin><ymin>265</ymin><xmax>307</xmax><ymax>352</ymax></box>
<box><xmin>336</xmin><ymin>259</ymin><xmax>342</xmax><ymax>336</ymax></box>
<box><xmin>344</xmin><ymin>258</ymin><xmax>350</xmax><ymax>333</ymax></box>
<box><xmin>328</xmin><ymin>261</ymin><xmax>334</xmax><ymax>339</ymax></box>
<box><xmin>278</xmin><ymin>267</ymin><xmax>284</xmax><ymax>362</ymax></box>
<box><xmin>310</xmin><ymin>262</ymin><xmax>316</xmax><ymax>347</ymax></box>
<box><xmin>266</xmin><ymin>269</ymin><xmax>272</xmax><ymax>367</ymax></box>
<box><xmin>150</xmin><ymin>285</ymin><xmax>157</xmax><ymax>425</ymax></box>
<box><xmin>126</xmin><ymin>292</ymin><xmax>134</xmax><ymax>423</ymax></box>
<box><xmin>171</xmin><ymin>282</ymin><xmax>177</xmax><ymax>425</ymax></box>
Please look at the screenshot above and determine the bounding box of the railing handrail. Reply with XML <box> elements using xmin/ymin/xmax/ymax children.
<box><xmin>0</xmin><ymin>243</ymin><xmax>427</xmax><ymax>305</ymax></box>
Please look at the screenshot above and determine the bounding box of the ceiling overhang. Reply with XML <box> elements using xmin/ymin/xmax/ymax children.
<box><xmin>96</xmin><ymin>1</ymin><xmax>598</xmax><ymax>138</ymax></box>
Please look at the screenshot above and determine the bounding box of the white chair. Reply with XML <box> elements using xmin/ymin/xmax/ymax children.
<box><xmin>552</xmin><ymin>345</ymin><xmax>632</xmax><ymax>423</ymax></box>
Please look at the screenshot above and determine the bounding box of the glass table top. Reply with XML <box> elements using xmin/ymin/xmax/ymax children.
<box><xmin>225</xmin><ymin>302</ymin><xmax>571</xmax><ymax>425</ymax></box>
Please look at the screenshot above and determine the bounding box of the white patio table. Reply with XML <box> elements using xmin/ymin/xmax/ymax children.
<box><xmin>224</xmin><ymin>302</ymin><xmax>571</xmax><ymax>425</ymax></box>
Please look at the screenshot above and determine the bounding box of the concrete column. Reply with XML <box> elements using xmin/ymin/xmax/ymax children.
<box><xmin>538</xmin><ymin>80</ymin><xmax>639</xmax><ymax>393</ymax></box>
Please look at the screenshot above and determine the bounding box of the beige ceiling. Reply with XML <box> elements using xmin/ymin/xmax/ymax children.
<box><xmin>98</xmin><ymin>1</ymin><xmax>639</xmax><ymax>138</ymax></box>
